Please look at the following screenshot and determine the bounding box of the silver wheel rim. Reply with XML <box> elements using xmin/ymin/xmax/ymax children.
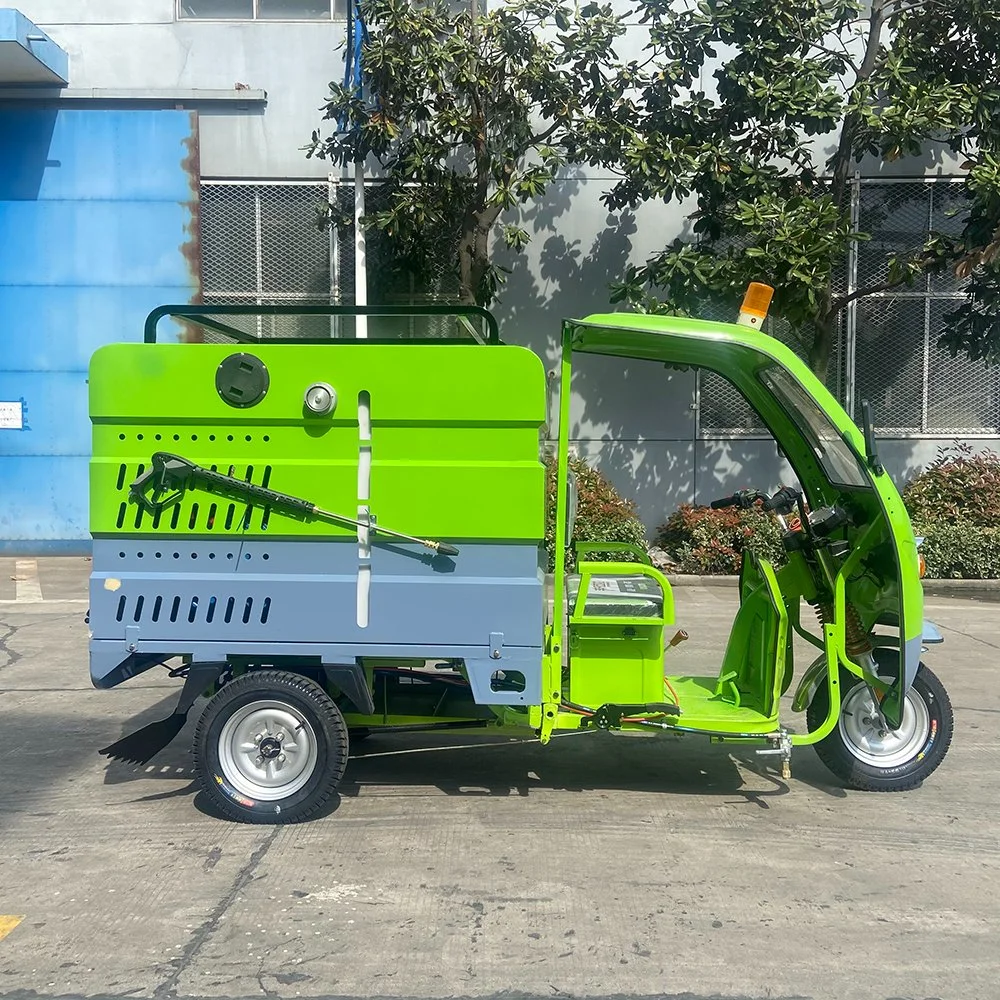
<box><xmin>218</xmin><ymin>699</ymin><xmax>319</xmax><ymax>802</ymax></box>
<box><xmin>838</xmin><ymin>680</ymin><xmax>931</xmax><ymax>768</ymax></box>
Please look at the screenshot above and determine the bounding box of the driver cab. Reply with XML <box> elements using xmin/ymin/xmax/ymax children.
<box><xmin>548</xmin><ymin>303</ymin><xmax>921</xmax><ymax>736</ymax></box>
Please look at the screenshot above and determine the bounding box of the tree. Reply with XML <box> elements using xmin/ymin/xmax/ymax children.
<box><xmin>307</xmin><ymin>0</ymin><xmax>627</xmax><ymax>307</ymax></box>
<box><xmin>587</xmin><ymin>0</ymin><xmax>1000</xmax><ymax>381</ymax></box>
<box><xmin>883</xmin><ymin>0</ymin><xmax>1000</xmax><ymax>364</ymax></box>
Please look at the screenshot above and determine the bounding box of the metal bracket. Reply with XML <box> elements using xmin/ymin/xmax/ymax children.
<box><xmin>322</xmin><ymin>664</ymin><xmax>376</xmax><ymax>716</ymax></box>
<box><xmin>489</xmin><ymin>632</ymin><xmax>504</xmax><ymax>660</ymax></box>
<box><xmin>124</xmin><ymin>625</ymin><xmax>139</xmax><ymax>653</ymax></box>
<box><xmin>756</xmin><ymin>728</ymin><xmax>793</xmax><ymax>779</ymax></box>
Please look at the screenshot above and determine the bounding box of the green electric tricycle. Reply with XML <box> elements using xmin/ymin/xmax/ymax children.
<box><xmin>88</xmin><ymin>296</ymin><xmax>953</xmax><ymax>822</ymax></box>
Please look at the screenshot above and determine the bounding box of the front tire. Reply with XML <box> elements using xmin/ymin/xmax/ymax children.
<box><xmin>807</xmin><ymin>660</ymin><xmax>952</xmax><ymax>791</ymax></box>
<box><xmin>194</xmin><ymin>670</ymin><xmax>348</xmax><ymax>823</ymax></box>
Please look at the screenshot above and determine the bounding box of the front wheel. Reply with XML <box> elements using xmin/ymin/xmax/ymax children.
<box><xmin>807</xmin><ymin>660</ymin><xmax>953</xmax><ymax>791</ymax></box>
<box><xmin>194</xmin><ymin>669</ymin><xmax>349</xmax><ymax>823</ymax></box>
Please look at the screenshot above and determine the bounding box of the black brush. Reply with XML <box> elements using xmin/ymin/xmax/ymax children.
<box><xmin>99</xmin><ymin>662</ymin><xmax>226</xmax><ymax>765</ymax></box>
<box><xmin>100</xmin><ymin>711</ymin><xmax>190</xmax><ymax>765</ymax></box>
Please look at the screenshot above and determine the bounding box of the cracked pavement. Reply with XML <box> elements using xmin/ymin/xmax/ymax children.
<box><xmin>0</xmin><ymin>557</ymin><xmax>998</xmax><ymax>1000</ymax></box>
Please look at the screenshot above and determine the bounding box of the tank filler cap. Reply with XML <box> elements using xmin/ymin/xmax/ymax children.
<box><xmin>216</xmin><ymin>353</ymin><xmax>269</xmax><ymax>408</ymax></box>
<box><xmin>304</xmin><ymin>381</ymin><xmax>337</xmax><ymax>416</ymax></box>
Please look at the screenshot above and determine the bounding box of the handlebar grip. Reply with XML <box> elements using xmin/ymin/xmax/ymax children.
<box><xmin>762</xmin><ymin>486</ymin><xmax>801</xmax><ymax>513</ymax></box>
<box><xmin>710</xmin><ymin>496</ymin><xmax>737</xmax><ymax>509</ymax></box>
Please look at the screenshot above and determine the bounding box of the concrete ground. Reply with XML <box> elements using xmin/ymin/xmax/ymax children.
<box><xmin>0</xmin><ymin>557</ymin><xmax>998</xmax><ymax>1000</ymax></box>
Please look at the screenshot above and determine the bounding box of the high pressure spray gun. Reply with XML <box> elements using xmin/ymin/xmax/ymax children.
<box><xmin>129</xmin><ymin>452</ymin><xmax>460</xmax><ymax>557</ymax></box>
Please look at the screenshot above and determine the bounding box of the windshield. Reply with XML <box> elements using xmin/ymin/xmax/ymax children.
<box><xmin>760</xmin><ymin>366</ymin><xmax>870</xmax><ymax>489</ymax></box>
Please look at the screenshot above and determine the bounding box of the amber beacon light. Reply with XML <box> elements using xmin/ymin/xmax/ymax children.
<box><xmin>737</xmin><ymin>282</ymin><xmax>774</xmax><ymax>328</ymax></box>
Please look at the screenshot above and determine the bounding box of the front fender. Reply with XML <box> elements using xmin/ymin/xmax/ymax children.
<box><xmin>792</xmin><ymin>654</ymin><xmax>828</xmax><ymax>713</ymax></box>
<box><xmin>792</xmin><ymin>620</ymin><xmax>942</xmax><ymax>712</ymax></box>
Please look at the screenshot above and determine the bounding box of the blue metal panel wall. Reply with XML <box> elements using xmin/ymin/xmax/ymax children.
<box><xmin>0</xmin><ymin>109</ymin><xmax>199</xmax><ymax>552</ymax></box>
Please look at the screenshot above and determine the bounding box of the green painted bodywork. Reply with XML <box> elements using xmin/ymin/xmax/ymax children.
<box><xmin>90</xmin><ymin>342</ymin><xmax>546</xmax><ymax>541</ymax></box>
<box><xmin>544</xmin><ymin>313</ymin><xmax>922</xmax><ymax>738</ymax></box>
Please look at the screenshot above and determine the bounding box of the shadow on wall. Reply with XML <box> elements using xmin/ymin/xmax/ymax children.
<box><xmin>492</xmin><ymin>175</ymin><xmax>971</xmax><ymax>533</ymax></box>
<box><xmin>494</xmin><ymin>175</ymin><xmax>699</xmax><ymax>530</ymax></box>
<box><xmin>0</xmin><ymin>110</ymin><xmax>59</xmax><ymax>200</ymax></box>
<box><xmin>494</xmin><ymin>177</ymin><xmax>800</xmax><ymax>530</ymax></box>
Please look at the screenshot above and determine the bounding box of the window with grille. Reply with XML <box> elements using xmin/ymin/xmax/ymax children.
<box><xmin>179</xmin><ymin>0</ymin><xmax>340</xmax><ymax>19</ymax></box>
<box><xmin>697</xmin><ymin>179</ymin><xmax>995</xmax><ymax>437</ymax></box>
<box><xmin>200</xmin><ymin>181</ymin><xmax>334</xmax><ymax>339</ymax></box>
<box><xmin>853</xmin><ymin>181</ymin><xmax>997</xmax><ymax>435</ymax></box>
<box><xmin>199</xmin><ymin>180</ymin><xmax>464</xmax><ymax>339</ymax></box>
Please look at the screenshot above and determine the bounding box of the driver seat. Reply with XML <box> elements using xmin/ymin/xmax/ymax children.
<box><xmin>713</xmin><ymin>554</ymin><xmax>788</xmax><ymax>720</ymax></box>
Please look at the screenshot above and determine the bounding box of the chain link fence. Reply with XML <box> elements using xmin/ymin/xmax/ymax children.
<box><xmin>200</xmin><ymin>179</ymin><xmax>467</xmax><ymax>341</ymax></box>
<box><xmin>200</xmin><ymin>177</ymin><xmax>997</xmax><ymax>434</ymax></box>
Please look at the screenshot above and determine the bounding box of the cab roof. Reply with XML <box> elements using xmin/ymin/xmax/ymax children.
<box><xmin>568</xmin><ymin>312</ymin><xmax>805</xmax><ymax>372</ymax></box>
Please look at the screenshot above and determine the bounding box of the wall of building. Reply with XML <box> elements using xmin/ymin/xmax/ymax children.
<box><xmin>7</xmin><ymin>2</ymin><xmax>997</xmax><ymax>543</ymax></box>
<box><xmin>0</xmin><ymin>106</ymin><xmax>199</xmax><ymax>550</ymax></box>
<box><xmin>11</xmin><ymin>0</ymin><xmax>341</xmax><ymax>177</ymax></box>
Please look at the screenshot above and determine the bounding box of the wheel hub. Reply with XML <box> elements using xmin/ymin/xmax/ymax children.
<box><xmin>217</xmin><ymin>701</ymin><xmax>319</xmax><ymax>802</ymax></box>
<box><xmin>839</xmin><ymin>681</ymin><xmax>931</xmax><ymax>768</ymax></box>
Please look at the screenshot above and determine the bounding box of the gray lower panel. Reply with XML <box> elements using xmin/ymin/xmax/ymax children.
<box><xmin>89</xmin><ymin>538</ymin><xmax>545</xmax><ymax>706</ymax></box>
<box><xmin>90</xmin><ymin>640</ymin><xmax>543</xmax><ymax>707</ymax></box>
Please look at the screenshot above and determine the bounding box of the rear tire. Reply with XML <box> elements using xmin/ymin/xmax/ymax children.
<box><xmin>807</xmin><ymin>659</ymin><xmax>952</xmax><ymax>791</ymax></box>
<box><xmin>194</xmin><ymin>669</ymin><xmax>348</xmax><ymax>823</ymax></box>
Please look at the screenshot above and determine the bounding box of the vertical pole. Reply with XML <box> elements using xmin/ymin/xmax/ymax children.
<box><xmin>547</xmin><ymin>323</ymin><xmax>574</xmax><ymax>721</ymax></box>
<box><xmin>692</xmin><ymin>369</ymin><xmax>701</xmax><ymax>505</ymax></box>
<box><xmin>845</xmin><ymin>171</ymin><xmax>861</xmax><ymax>418</ymax></box>
<box><xmin>254</xmin><ymin>188</ymin><xmax>264</xmax><ymax>340</ymax></box>
<box><xmin>328</xmin><ymin>173</ymin><xmax>339</xmax><ymax>338</ymax></box>
<box><xmin>922</xmin><ymin>183</ymin><xmax>933</xmax><ymax>432</ymax></box>
<box><xmin>354</xmin><ymin>160</ymin><xmax>368</xmax><ymax>339</ymax></box>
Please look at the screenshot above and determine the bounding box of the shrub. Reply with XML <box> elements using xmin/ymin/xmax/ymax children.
<box><xmin>917</xmin><ymin>522</ymin><xmax>1000</xmax><ymax>579</ymax></box>
<box><xmin>654</xmin><ymin>503</ymin><xmax>785</xmax><ymax>575</ymax></box>
<box><xmin>544</xmin><ymin>455</ymin><xmax>648</xmax><ymax>571</ymax></box>
<box><xmin>903</xmin><ymin>445</ymin><xmax>1000</xmax><ymax>578</ymax></box>
<box><xmin>902</xmin><ymin>444</ymin><xmax>1000</xmax><ymax>527</ymax></box>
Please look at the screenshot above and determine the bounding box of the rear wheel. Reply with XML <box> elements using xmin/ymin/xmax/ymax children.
<box><xmin>807</xmin><ymin>660</ymin><xmax>952</xmax><ymax>791</ymax></box>
<box><xmin>194</xmin><ymin>670</ymin><xmax>348</xmax><ymax>823</ymax></box>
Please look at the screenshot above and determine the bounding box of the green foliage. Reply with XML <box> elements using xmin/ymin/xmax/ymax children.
<box><xmin>544</xmin><ymin>455</ymin><xmax>647</xmax><ymax>571</ymax></box>
<box><xmin>653</xmin><ymin>504</ymin><xmax>785</xmax><ymax>575</ymax></box>
<box><xmin>903</xmin><ymin>444</ymin><xmax>1000</xmax><ymax>527</ymax></box>
<box><xmin>917</xmin><ymin>524</ymin><xmax>1000</xmax><ymax>580</ymax></box>
<box><xmin>308</xmin><ymin>0</ymin><xmax>627</xmax><ymax>307</ymax></box>
<box><xmin>903</xmin><ymin>444</ymin><xmax>1000</xmax><ymax>578</ymax></box>
<box><xmin>586</xmin><ymin>0</ymin><xmax>1000</xmax><ymax>379</ymax></box>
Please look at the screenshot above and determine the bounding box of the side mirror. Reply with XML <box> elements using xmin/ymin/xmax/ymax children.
<box><xmin>860</xmin><ymin>399</ymin><xmax>885</xmax><ymax>476</ymax></box>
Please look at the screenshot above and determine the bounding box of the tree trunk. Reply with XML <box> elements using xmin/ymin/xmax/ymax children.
<box><xmin>458</xmin><ymin>203</ymin><xmax>501</xmax><ymax>307</ymax></box>
<box><xmin>809</xmin><ymin>310</ymin><xmax>838</xmax><ymax>384</ymax></box>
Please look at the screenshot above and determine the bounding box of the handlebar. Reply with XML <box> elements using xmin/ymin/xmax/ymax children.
<box><xmin>762</xmin><ymin>485</ymin><xmax>802</xmax><ymax>514</ymax></box>
<box><xmin>709</xmin><ymin>489</ymin><xmax>767</xmax><ymax>510</ymax></box>
<box><xmin>710</xmin><ymin>486</ymin><xmax>803</xmax><ymax>515</ymax></box>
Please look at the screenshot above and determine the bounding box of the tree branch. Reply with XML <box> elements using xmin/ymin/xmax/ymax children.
<box><xmin>528</xmin><ymin>119</ymin><xmax>562</xmax><ymax>146</ymax></box>
<box><xmin>830</xmin><ymin>277</ymin><xmax>906</xmax><ymax>312</ymax></box>
<box><xmin>812</xmin><ymin>42</ymin><xmax>860</xmax><ymax>75</ymax></box>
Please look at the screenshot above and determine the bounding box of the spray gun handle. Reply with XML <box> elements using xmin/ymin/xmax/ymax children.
<box><xmin>130</xmin><ymin>452</ymin><xmax>316</xmax><ymax>517</ymax></box>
